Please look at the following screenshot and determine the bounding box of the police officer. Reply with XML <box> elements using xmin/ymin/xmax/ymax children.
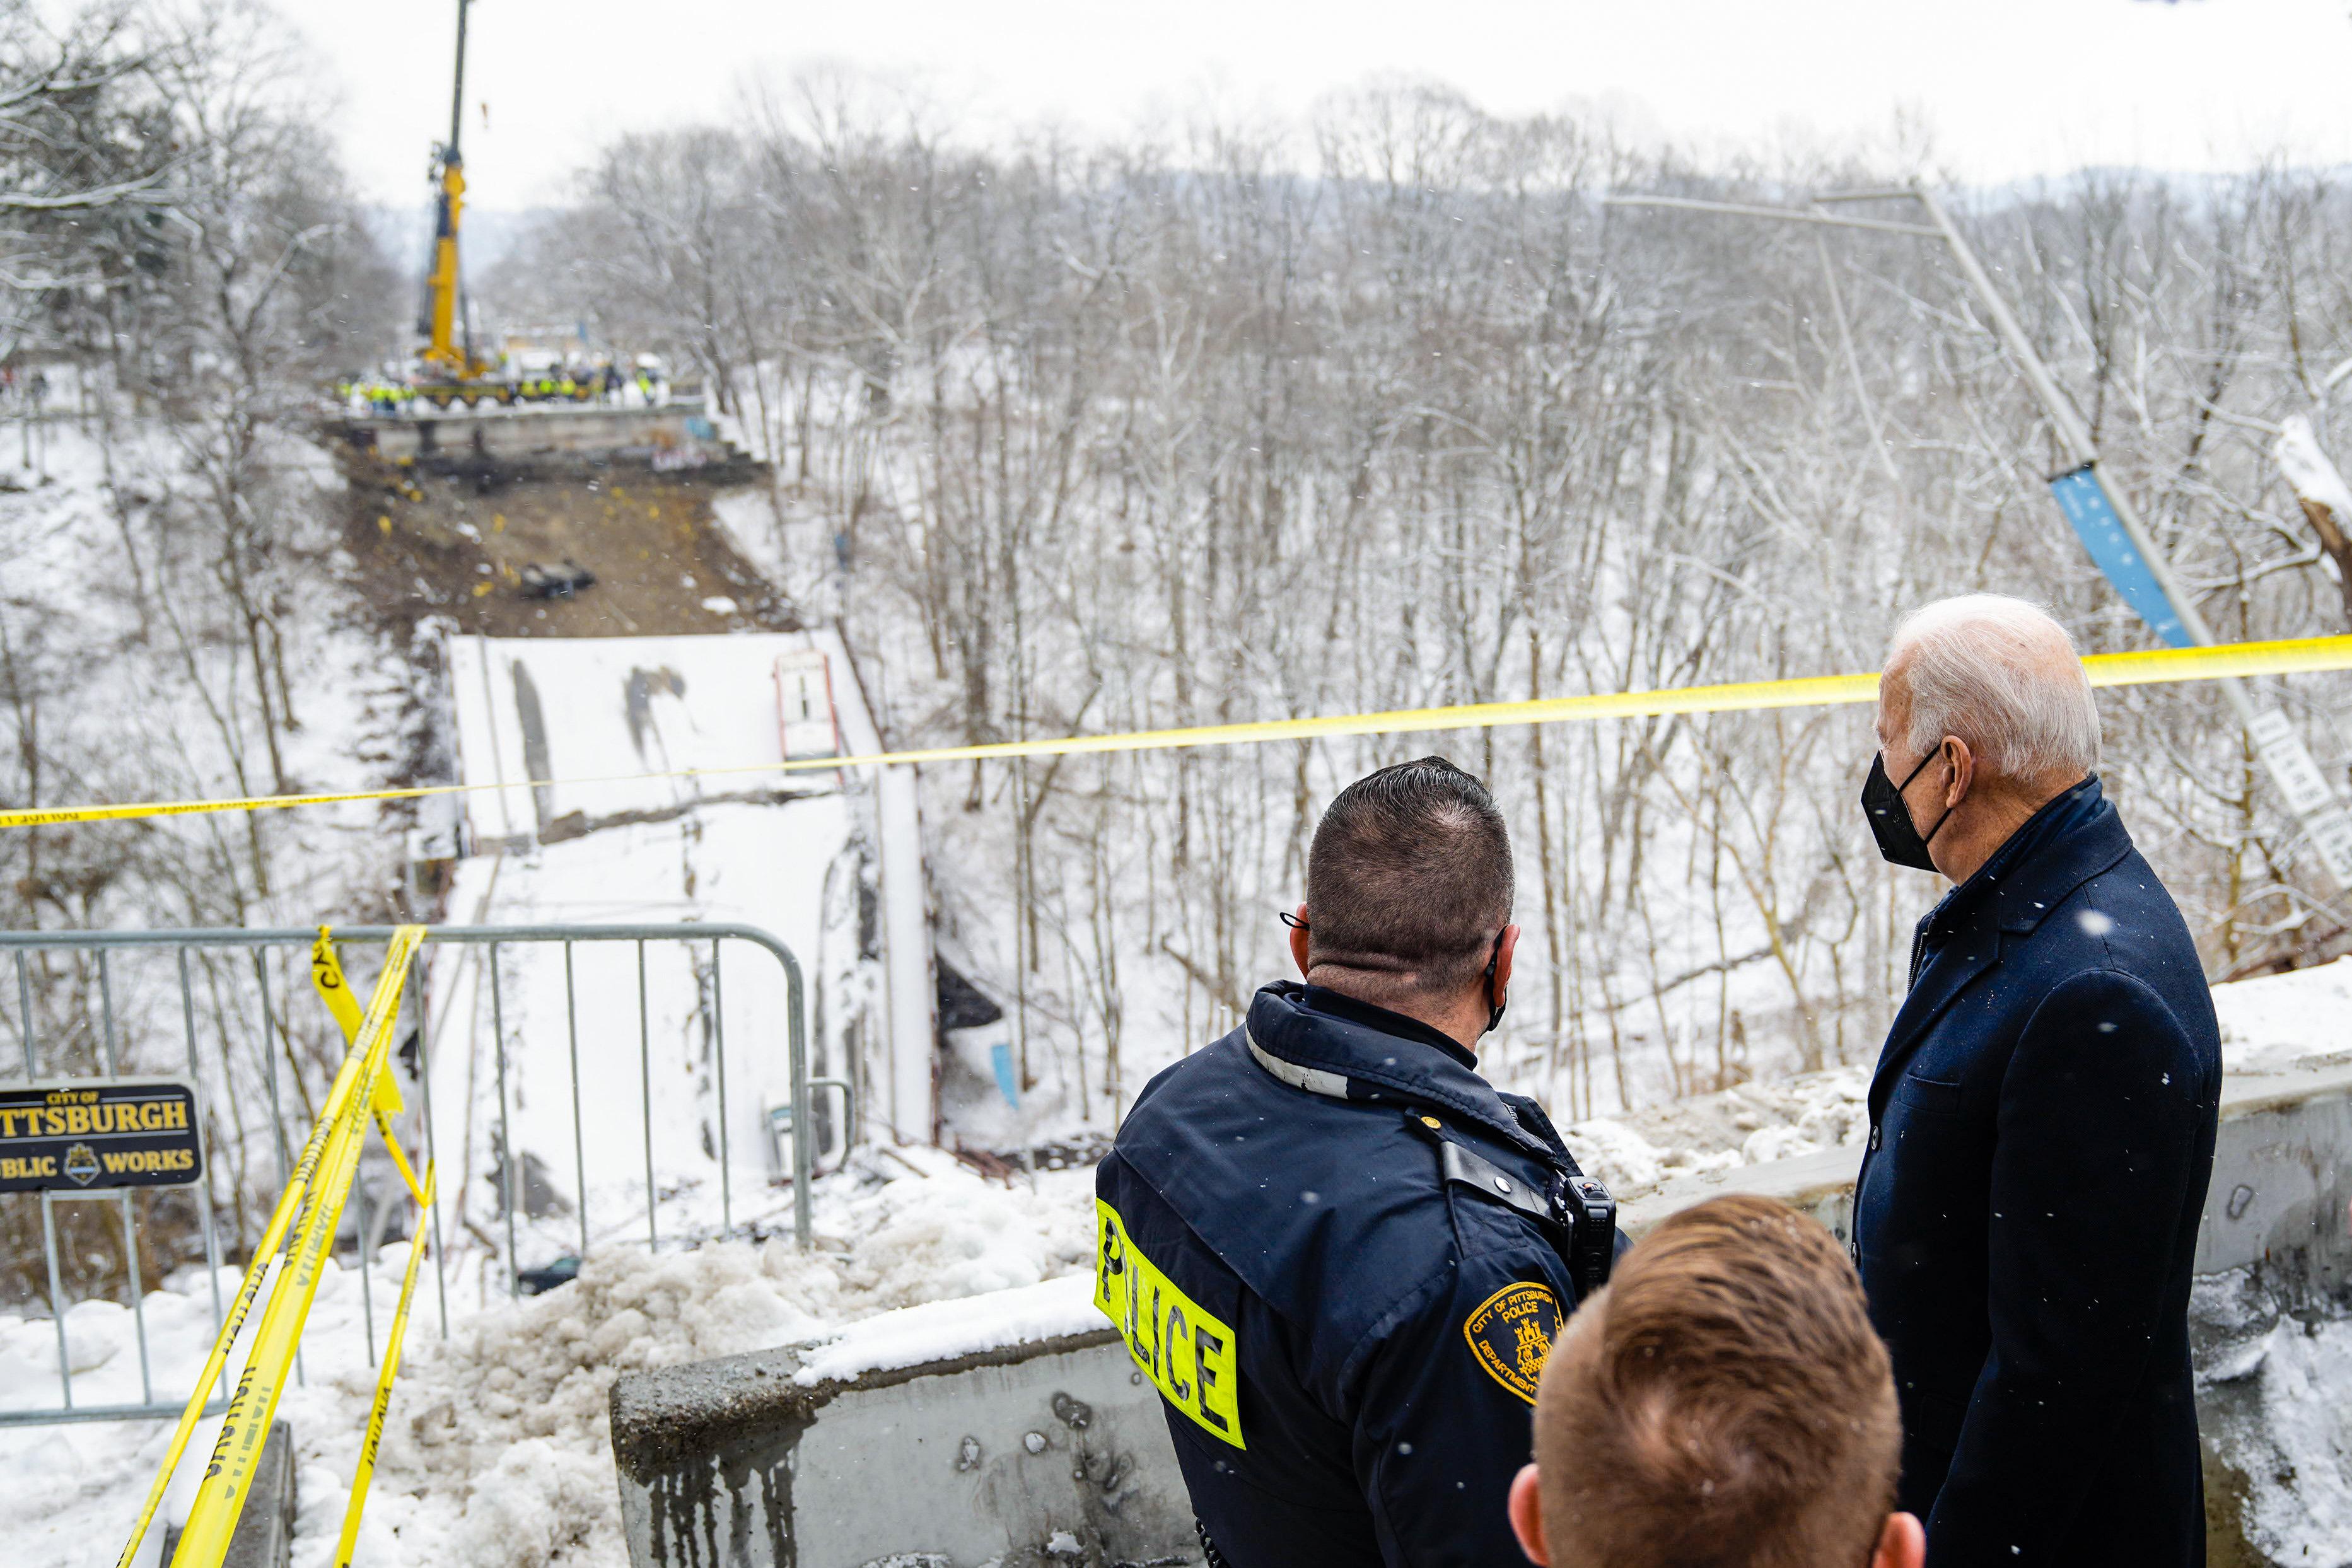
<box><xmin>1097</xmin><ymin>758</ymin><xmax>1616</xmax><ymax>1568</ymax></box>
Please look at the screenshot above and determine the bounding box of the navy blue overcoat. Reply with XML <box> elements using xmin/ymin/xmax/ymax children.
<box><xmin>1853</xmin><ymin>777</ymin><xmax>2221</xmax><ymax>1565</ymax></box>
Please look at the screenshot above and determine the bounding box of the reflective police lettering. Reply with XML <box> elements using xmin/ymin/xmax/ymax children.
<box><xmin>1165</xmin><ymin>1303</ymin><xmax>1191</xmax><ymax>1403</ymax></box>
<box><xmin>1094</xmin><ymin>1198</ymin><xmax>1243</xmax><ymax>1448</ymax></box>
<box><xmin>1189</xmin><ymin>1323</ymin><xmax>1228</xmax><ymax>1432</ymax></box>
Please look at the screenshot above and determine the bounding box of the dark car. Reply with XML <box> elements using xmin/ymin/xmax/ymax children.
<box><xmin>518</xmin><ymin>559</ymin><xmax>596</xmax><ymax>600</ymax></box>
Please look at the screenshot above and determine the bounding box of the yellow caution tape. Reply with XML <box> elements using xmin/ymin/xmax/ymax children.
<box><xmin>334</xmin><ymin>1162</ymin><xmax>433</xmax><ymax>1568</ymax></box>
<box><xmin>309</xmin><ymin>927</ymin><xmax>367</xmax><ymax>1045</ymax></box>
<box><xmin>312</xmin><ymin>927</ymin><xmax>434</xmax><ymax>1554</ymax></box>
<box><xmin>311</xmin><ymin>927</ymin><xmax>425</xmax><ymax>1204</ymax></box>
<box><xmin>111</xmin><ymin>1088</ymin><xmax>335</xmax><ymax>1568</ymax></box>
<box><xmin>15</xmin><ymin>635</ymin><xmax>2352</xmax><ymax>833</ymax></box>
<box><xmin>313</xmin><ymin>928</ymin><xmax>406</xmax><ymax>1119</ymax></box>
<box><xmin>170</xmin><ymin>926</ymin><xmax>424</xmax><ymax>1568</ymax></box>
<box><xmin>122</xmin><ymin>927</ymin><xmax>434</xmax><ymax>1568</ymax></box>
<box><xmin>375</xmin><ymin>1112</ymin><xmax>429</xmax><ymax>1211</ymax></box>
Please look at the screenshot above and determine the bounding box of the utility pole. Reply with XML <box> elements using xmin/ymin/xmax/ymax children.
<box><xmin>1896</xmin><ymin>186</ymin><xmax>2211</xmax><ymax>639</ymax></box>
<box><xmin>1604</xmin><ymin>183</ymin><xmax>2352</xmax><ymax>892</ymax></box>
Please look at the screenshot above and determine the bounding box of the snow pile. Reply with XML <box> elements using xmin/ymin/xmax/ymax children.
<box><xmin>1564</xmin><ymin>1064</ymin><xmax>1870</xmax><ymax>1202</ymax></box>
<box><xmin>1563</xmin><ymin>956</ymin><xmax>2352</xmax><ymax>1200</ymax></box>
<box><xmin>2195</xmin><ymin>1272</ymin><xmax>2352</xmax><ymax>1565</ymax></box>
<box><xmin>829</xmin><ymin>1146</ymin><xmax>1095</xmax><ymax>1305</ymax></box>
<box><xmin>789</xmin><ymin>1273</ymin><xmax>1098</xmax><ymax>1388</ymax></box>
<box><xmin>358</xmin><ymin>1154</ymin><xmax>1088</xmax><ymax>1568</ymax></box>
<box><xmin>338</xmin><ymin>1240</ymin><xmax>844</xmax><ymax>1568</ymax></box>
<box><xmin>2213</xmin><ymin>955</ymin><xmax>2352</xmax><ymax>1076</ymax></box>
<box><xmin>0</xmin><ymin>1156</ymin><xmax>1097</xmax><ymax>1568</ymax></box>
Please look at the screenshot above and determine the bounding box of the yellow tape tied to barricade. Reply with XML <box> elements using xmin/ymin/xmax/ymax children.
<box><xmin>13</xmin><ymin>634</ymin><xmax>2352</xmax><ymax>832</ymax></box>
<box><xmin>114</xmin><ymin>926</ymin><xmax>430</xmax><ymax>1568</ymax></box>
<box><xmin>169</xmin><ymin>926</ymin><xmax>423</xmax><ymax>1568</ymax></box>
<box><xmin>309</xmin><ymin>930</ymin><xmax>436</xmax><ymax>1564</ymax></box>
<box><xmin>313</xmin><ymin>932</ymin><xmax>427</xmax><ymax>1209</ymax></box>
<box><xmin>110</xmin><ymin>927</ymin><xmax>420</xmax><ymax>1568</ymax></box>
<box><xmin>335</xmin><ymin>1163</ymin><xmax>433</xmax><ymax>1568</ymax></box>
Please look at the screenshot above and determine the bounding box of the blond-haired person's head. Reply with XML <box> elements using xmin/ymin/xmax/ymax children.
<box><xmin>1507</xmin><ymin>1195</ymin><xmax>1923</xmax><ymax>1568</ymax></box>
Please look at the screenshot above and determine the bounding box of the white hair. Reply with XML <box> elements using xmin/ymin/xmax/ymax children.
<box><xmin>1884</xmin><ymin>595</ymin><xmax>2100</xmax><ymax>784</ymax></box>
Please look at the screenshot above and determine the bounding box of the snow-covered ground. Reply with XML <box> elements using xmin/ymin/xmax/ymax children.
<box><xmin>3</xmin><ymin>1147</ymin><xmax>1095</xmax><ymax>1568</ymax></box>
<box><xmin>410</xmin><ymin>625</ymin><xmax>944</xmax><ymax>1304</ymax></box>
<box><xmin>2211</xmin><ymin>953</ymin><xmax>2352</xmax><ymax>1077</ymax></box>
<box><xmin>0</xmin><ymin>404</ymin><xmax>411</xmax><ymax>931</ymax></box>
<box><xmin>1562</xmin><ymin>953</ymin><xmax>2352</xmax><ymax>1202</ymax></box>
<box><xmin>2197</xmin><ymin>1269</ymin><xmax>2352</xmax><ymax>1567</ymax></box>
<box><xmin>9</xmin><ymin>955</ymin><xmax>2348</xmax><ymax>1568</ymax></box>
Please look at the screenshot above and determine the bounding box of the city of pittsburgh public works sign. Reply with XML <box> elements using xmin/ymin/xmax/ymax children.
<box><xmin>0</xmin><ymin>1078</ymin><xmax>201</xmax><ymax>1191</ymax></box>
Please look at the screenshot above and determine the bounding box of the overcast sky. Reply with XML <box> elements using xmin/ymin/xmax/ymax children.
<box><xmin>282</xmin><ymin>0</ymin><xmax>2352</xmax><ymax>212</ymax></box>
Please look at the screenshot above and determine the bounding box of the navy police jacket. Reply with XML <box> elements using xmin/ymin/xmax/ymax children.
<box><xmin>1854</xmin><ymin>778</ymin><xmax>2221</xmax><ymax>1566</ymax></box>
<box><xmin>1095</xmin><ymin>982</ymin><xmax>1600</xmax><ymax>1568</ymax></box>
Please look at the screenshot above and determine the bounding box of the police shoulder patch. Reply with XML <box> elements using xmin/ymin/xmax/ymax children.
<box><xmin>1462</xmin><ymin>1281</ymin><xmax>1561</xmax><ymax>1405</ymax></box>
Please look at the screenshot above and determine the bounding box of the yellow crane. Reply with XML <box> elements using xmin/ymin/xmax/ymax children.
<box><xmin>419</xmin><ymin>0</ymin><xmax>496</xmax><ymax>390</ymax></box>
<box><xmin>371</xmin><ymin>0</ymin><xmax>605</xmax><ymax>415</ymax></box>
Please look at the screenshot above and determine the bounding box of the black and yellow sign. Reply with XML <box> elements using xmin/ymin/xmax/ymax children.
<box><xmin>0</xmin><ymin>1078</ymin><xmax>201</xmax><ymax>1192</ymax></box>
<box><xmin>1095</xmin><ymin>1199</ymin><xmax>1244</xmax><ymax>1449</ymax></box>
<box><xmin>1463</xmin><ymin>1281</ymin><xmax>1560</xmax><ymax>1405</ymax></box>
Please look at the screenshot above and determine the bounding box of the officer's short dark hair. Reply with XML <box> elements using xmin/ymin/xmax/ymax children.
<box><xmin>1305</xmin><ymin>757</ymin><xmax>1511</xmax><ymax>1002</ymax></box>
<box><xmin>1532</xmin><ymin>1195</ymin><xmax>1901</xmax><ymax>1568</ymax></box>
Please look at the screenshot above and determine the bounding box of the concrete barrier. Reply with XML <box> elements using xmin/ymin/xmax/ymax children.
<box><xmin>158</xmin><ymin>1419</ymin><xmax>296</xmax><ymax>1568</ymax></box>
<box><xmin>1623</xmin><ymin>1060</ymin><xmax>2352</xmax><ymax>1567</ymax></box>
<box><xmin>610</xmin><ymin>1281</ymin><xmax>1188</xmax><ymax>1568</ymax></box>
<box><xmin>612</xmin><ymin>1060</ymin><xmax>2352</xmax><ymax>1568</ymax></box>
<box><xmin>1619</xmin><ymin>1059</ymin><xmax>2352</xmax><ymax>1291</ymax></box>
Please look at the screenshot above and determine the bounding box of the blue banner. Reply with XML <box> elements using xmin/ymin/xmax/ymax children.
<box><xmin>2047</xmin><ymin>465</ymin><xmax>2191</xmax><ymax>648</ymax></box>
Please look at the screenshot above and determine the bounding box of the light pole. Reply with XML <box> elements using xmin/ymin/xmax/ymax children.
<box><xmin>1602</xmin><ymin>182</ymin><xmax>2352</xmax><ymax>892</ymax></box>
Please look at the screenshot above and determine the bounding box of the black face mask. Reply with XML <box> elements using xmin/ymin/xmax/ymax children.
<box><xmin>1861</xmin><ymin>749</ymin><xmax>1953</xmax><ymax>871</ymax></box>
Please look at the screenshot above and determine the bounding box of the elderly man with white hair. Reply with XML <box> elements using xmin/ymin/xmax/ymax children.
<box><xmin>1849</xmin><ymin>594</ymin><xmax>2221</xmax><ymax>1568</ymax></box>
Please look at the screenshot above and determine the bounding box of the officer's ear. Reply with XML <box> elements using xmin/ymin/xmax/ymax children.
<box><xmin>1288</xmin><ymin>904</ymin><xmax>1312</xmax><ymax>980</ymax></box>
<box><xmin>1506</xmin><ymin>1463</ymin><xmax>1549</xmax><ymax>1565</ymax></box>
<box><xmin>1493</xmin><ymin>923</ymin><xmax>1520</xmax><ymax>999</ymax></box>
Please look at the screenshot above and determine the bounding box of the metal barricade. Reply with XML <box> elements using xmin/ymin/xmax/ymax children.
<box><xmin>0</xmin><ymin>922</ymin><xmax>835</xmax><ymax>1429</ymax></box>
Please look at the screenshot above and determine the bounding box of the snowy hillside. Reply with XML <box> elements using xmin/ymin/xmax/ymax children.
<box><xmin>0</xmin><ymin>405</ymin><xmax>412</xmax><ymax>927</ymax></box>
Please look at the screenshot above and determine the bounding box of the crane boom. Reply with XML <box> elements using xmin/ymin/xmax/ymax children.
<box><xmin>448</xmin><ymin>0</ymin><xmax>468</xmax><ymax>158</ymax></box>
